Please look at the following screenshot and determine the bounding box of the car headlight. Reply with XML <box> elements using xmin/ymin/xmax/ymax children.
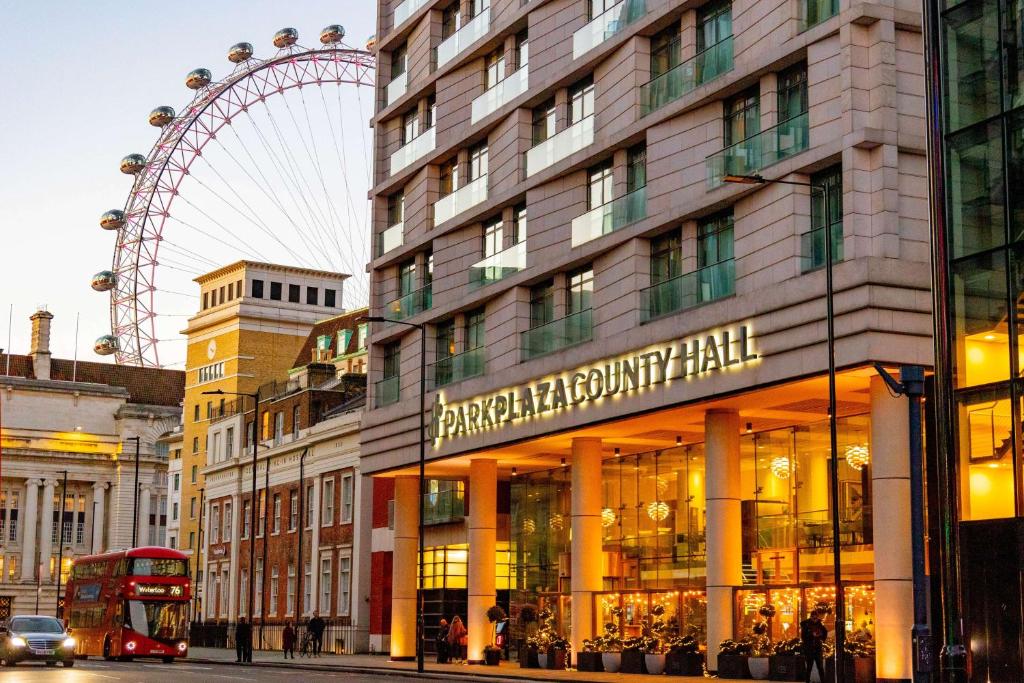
<box><xmin>10</xmin><ymin>636</ymin><xmax>26</xmax><ymax>648</ymax></box>
<box><xmin>63</xmin><ymin>637</ymin><xmax>76</xmax><ymax>649</ymax></box>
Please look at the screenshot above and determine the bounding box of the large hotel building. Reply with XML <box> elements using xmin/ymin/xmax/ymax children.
<box><xmin>364</xmin><ymin>0</ymin><xmax>929</xmax><ymax>679</ymax></box>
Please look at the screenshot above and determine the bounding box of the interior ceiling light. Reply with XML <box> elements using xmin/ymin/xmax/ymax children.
<box><xmin>845</xmin><ymin>444</ymin><xmax>870</xmax><ymax>471</ymax></box>
<box><xmin>601</xmin><ymin>508</ymin><xmax>616</xmax><ymax>527</ymax></box>
<box><xmin>646</xmin><ymin>500</ymin><xmax>669</xmax><ymax>522</ymax></box>
<box><xmin>770</xmin><ymin>456</ymin><xmax>793</xmax><ymax>479</ymax></box>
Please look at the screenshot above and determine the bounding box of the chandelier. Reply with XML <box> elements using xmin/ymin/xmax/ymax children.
<box><xmin>646</xmin><ymin>500</ymin><xmax>670</xmax><ymax>521</ymax></box>
<box><xmin>550</xmin><ymin>513</ymin><xmax>565</xmax><ymax>531</ymax></box>
<box><xmin>845</xmin><ymin>444</ymin><xmax>870</xmax><ymax>471</ymax></box>
<box><xmin>521</xmin><ymin>518</ymin><xmax>536</xmax><ymax>535</ymax></box>
<box><xmin>656</xmin><ymin>476</ymin><xmax>669</xmax><ymax>496</ymax></box>
<box><xmin>601</xmin><ymin>508</ymin><xmax>616</xmax><ymax>527</ymax></box>
<box><xmin>770</xmin><ymin>456</ymin><xmax>793</xmax><ymax>479</ymax></box>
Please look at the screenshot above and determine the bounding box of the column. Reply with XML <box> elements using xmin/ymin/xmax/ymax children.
<box><xmin>570</xmin><ymin>437</ymin><xmax>603</xmax><ymax>657</ymax></box>
<box><xmin>705</xmin><ymin>410</ymin><xmax>742</xmax><ymax>673</ymax></box>
<box><xmin>390</xmin><ymin>476</ymin><xmax>419</xmax><ymax>660</ymax></box>
<box><xmin>92</xmin><ymin>482</ymin><xmax>108</xmax><ymax>554</ymax></box>
<box><xmin>309</xmin><ymin>477</ymin><xmax>322</xmax><ymax>616</ymax></box>
<box><xmin>38</xmin><ymin>479</ymin><xmax>56</xmax><ymax>582</ymax></box>
<box><xmin>138</xmin><ymin>486</ymin><xmax>152</xmax><ymax>546</ymax></box>
<box><xmin>228</xmin><ymin>493</ymin><xmax>241</xmax><ymax>620</ymax></box>
<box><xmin>20</xmin><ymin>479</ymin><xmax>40</xmax><ymax>582</ymax></box>
<box><xmin>467</xmin><ymin>459</ymin><xmax>497</xmax><ymax>664</ymax></box>
<box><xmin>869</xmin><ymin>377</ymin><xmax>913</xmax><ymax>681</ymax></box>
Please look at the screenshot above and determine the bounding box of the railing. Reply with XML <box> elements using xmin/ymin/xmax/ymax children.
<box><xmin>390</xmin><ymin>126</ymin><xmax>435</xmax><ymax>175</ymax></box>
<box><xmin>436</xmin><ymin>8</ymin><xmax>491</xmax><ymax>68</ymax></box>
<box><xmin>469</xmin><ymin>241</ymin><xmax>527</xmax><ymax>288</ymax></box>
<box><xmin>706</xmin><ymin>112</ymin><xmax>809</xmax><ymax>188</ymax></box>
<box><xmin>570</xmin><ymin>186</ymin><xmax>646</xmax><ymax>247</ymax></box>
<box><xmin>385</xmin><ymin>283</ymin><xmax>432</xmax><ymax>321</ymax></box>
<box><xmin>639</xmin><ymin>259</ymin><xmax>735</xmax><ymax>322</ymax></box>
<box><xmin>430</xmin><ymin>347</ymin><xmax>486</xmax><ymax>388</ymax></box>
<box><xmin>757</xmin><ymin>508</ymin><xmax>872</xmax><ymax>550</ymax></box>
<box><xmin>525</xmin><ymin>115</ymin><xmax>595</xmax><ymax>178</ymax></box>
<box><xmin>800</xmin><ymin>221</ymin><xmax>843</xmax><ymax>272</ymax></box>
<box><xmin>377</xmin><ymin>222</ymin><xmax>404</xmax><ymax>257</ymax></box>
<box><xmin>385</xmin><ymin>70</ymin><xmax>408</xmax><ymax>107</ymax></box>
<box><xmin>393</xmin><ymin>0</ymin><xmax>428</xmax><ymax>29</ymax></box>
<box><xmin>422</xmin><ymin>488</ymin><xmax>466</xmax><ymax>525</ymax></box>
<box><xmin>193</xmin><ymin>621</ymin><xmax>363</xmax><ymax>654</ymax></box>
<box><xmin>521</xmin><ymin>309</ymin><xmax>593</xmax><ymax>361</ymax></box>
<box><xmin>641</xmin><ymin>36</ymin><xmax>734</xmax><ymax>115</ymax></box>
<box><xmin>471</xmin><ymin>66</ymin><xmax>529</xmax><ymax>124</ymax></box>
<box><xmin>375</xmin><ymin>376</ymin><xmax>400</xmax><ymax>407</ymax></box>
<box><xmin>799</xmin><ymin>0</ymin><xmax>840</xmax><ymax>31</ymax></box>
<box><xmin>572</xmin><ymin>0</ymin><xmax>647</xmax><ymax>59</ymax></box>
<box><xmin>434</xmin><ymin>174</ymin><xmax>488</xmax><ymax>225</ymax></box>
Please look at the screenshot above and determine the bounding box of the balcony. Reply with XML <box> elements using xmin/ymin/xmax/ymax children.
<box><xmin>469</xmin><ymin>241</ymin><xmax>527</xmax><ymax>288</ymax></box>
<box><xmin>572</xmin><ymin>0</ymin><xmax>647</xmax><ymax>59</ymax></box>
<box><xmin>525</xmin><ymin>115</ymin><xmax>594</xmax><ymax>178</ymax></box>
<box><xmin>422</xmin><ymin>485</ymin><xmax>465</xmax><ymax>525</ymax></box>
<box><xmin>385</xmin><ymin>70</ymin><xmax>408</xmax><ymax>107</ymax></box>
<box><xmin>385</xmin><ymin>283</ymin><xmax>432</xmax><ymax>321</ymax></box>
<box><xmin>393</xmin><ymin>0</ymin><xmax>428</xmax><ymax>29</ymax></box>
<box><xmin>800</xmin><ymin>221</ymin><xmax>843</xmax><ymax>272</ymax></box>
<box><xmin>471</xmin><ymin>66</ymin><xmax>529</xmax><ymax>124</ymax></box>
<box><xmin>706</xmin><ymin>112</ymin><xmax>809</xmax><ymax>189</ymax></box>
<box><xmin>640</xmin><ymin>259</ymin><xmax>735</xmax><ymax>322</ymax></box>
<box><xmin>377</xmin><ymin>222</ymin><xmax>404</xmax><ymax>257</ymax></box>
<box><xmin>375</xmin><ymin>376</ymin><xmax>400</xmax><ymax>407</ymax></box>
<box><xmin>521</xmin><ymin>309</ymin><xmax>593</xmax><ymax>361</ymax></box>
<box><xmin>436</xmin><ymin>8</ymin><xmax>491</xmax><ymax>69</ymax></box>
<box><xmin>390</xmin><ymin>127</ymin><xmax>435</xmax><ymax>175</ymax></box>
<box><xmin>570</xmin><ymin>186</ymin><xmax>646</xmax><ymax>247</ymax></box>
<box><xmin>434</xmin><ymin>175</ymin><xmax>488</xmax><ymax>226</ymax></box>
<box><xmin>641</xmin><ymin>36</ymin><xmax>734</xmax><ymax>115</ymax></box>
<box><xmin>799</xmin><ymin>0</ymin><xmax>840</xmax><ymax>31</ymax></box>
<box><xmin>430</xmin><ymin>347</ymin><xmax>486</xmax><ymax>388</ymax></box>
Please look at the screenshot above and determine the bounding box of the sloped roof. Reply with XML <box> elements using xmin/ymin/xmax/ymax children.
<box><xmin>291</xmin><ymin>307</ymin><xmax>368</xmax><ymax>370</ymax></box>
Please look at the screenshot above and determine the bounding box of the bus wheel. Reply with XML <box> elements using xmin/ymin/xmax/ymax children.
<box><xmin>102</xmin><ymin>637</ymin><xmax>115</xmax><ymax>662</ymax></box>
<box><xmin>162</xmin><ymin>656</ymin><xmax>174</xmax><ymax>664</ymax></box>
<box><xmin>118</xmin><ymin>656</ymin><xmax>134</xmax><ymax>662</ymax></box>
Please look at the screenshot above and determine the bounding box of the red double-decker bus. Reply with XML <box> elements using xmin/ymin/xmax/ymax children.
<box><xmin>63</xmin><ymin>547</ymin><xmax>191</xmax><ymax>662</ymax></box>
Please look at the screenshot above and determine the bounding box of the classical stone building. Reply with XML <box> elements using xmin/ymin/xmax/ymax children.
<box><xmin>0</xmin><ymin>310</ymin><xmax>183</xmax><ymax>615</ymax></box>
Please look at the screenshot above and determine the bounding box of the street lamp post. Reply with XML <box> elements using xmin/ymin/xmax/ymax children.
<box><xmin>125</xmin><ymin>436</ymin><xmax>142</xmax><ymax>547</ymax></box>
<box><xmin>55</xmin><ymin>469</ymin><xmax>68</xmax><ymax>618</ymax></box>
<box><xmin>360</xmin><ymin>315</ymin><xmax>427</xmax><ymax>674</ymax></box>
<box><xmin>296</xmin><ymin>448</ymin><xmax>309</xmax><ymax>624</ymax></box>
<box><xmin>724</xmin><ymin>173</ymin><xmax>846</xmax><ymax>681</ymax></box>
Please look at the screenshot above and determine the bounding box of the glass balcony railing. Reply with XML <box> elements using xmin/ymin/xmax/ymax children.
<box><xmin>800</xmin><ymin>221</ymin><xmax>843</xmax><ymax>272</ymax></box>
<box><xmin>377</xmin><ymin>222</ymin><xmax>404</xmax><ymax>257</ymax></box>
<box><xmin>571</xmin><ymin>186</ymin><xmax>647</xmax><ymax>247</ymax></box>
<box><xmin>521</xmin><ymin>309</ymin><xmax>593</xmax><ymax>361</ymax></box>
<box><xmin>393</xmin><ymin>0</ymin><xmax>428</xmax><ymax>29</ymax></box>
<box><xmin>375</xmin><ymin>376</ymin><xmax>400</xmax><ymax>407</ymax></box>
<box><xmin>706</xmin><ymin>112</ymin><xmax>810</xmax><ymax>189</ymax></box>
<box><xmin>471</xmin><ymin>66</ymin><xmax>529</xmax><ymax>124</ymax></box>
<box><xmin>640</xmin><ymin>36</ymin><xmax>734</xmax><ymax>115</ymax></box>
<box><xmin>640</xmin><ymin>259</ymin><xmax>735</xmax><ymax>322</ymax></box>
<box><xmin>434</xmin><ymin>174</ymin><xmax>488</xmax><ymax>225</ymax></box>
<box><xmin>572</xmin><ymin>0</ymin><xmax>647</xmax><ymax>59</ymax></box>
<box><xmin>757</xmin><ymin>508</ymin><xmax>872</xmax><ymax>550</ymax></box>
<box><xmin>390</xmin><ymin>127</ymin><xmax>435</xmax><ymax>175</ymax></box>
<box><xmin>385</xmin><ymin>70</ymin><xmax>408</xmax><ymax>107</ymax></box>
<box><xmin>422</xmin><ymin>487</ymin><xmax>466</xmax><ymax>525</ymax></box>
<box><xmin>436</xmin><ymin>8</ymin><xmax>491</xmax><ymax>69</ymax></box>
<box><xmin>385</xmin><ymin>283</ymin><xmax>432</xmax><ymax>321</ymax></box>
<box><xmin>799</xmin><ymin>0</ymin><xmax>840</xmax><ymax>31</ymax></box>
<box><xmin>430</xmin><ymin>347</ymin><xmax>486</xmax><ymax>388</ymax></box>
<box><xmin>469</xmin><ymin>241</ymin><xmax>527</xmax><ymax>288</ymax></box>
<box><xmin>525</xmin><ymin>115</ymin><xmax>595</xmax><ymax>178</ymax></box>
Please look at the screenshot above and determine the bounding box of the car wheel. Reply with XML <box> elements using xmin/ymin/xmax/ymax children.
<box><xmin>162</xmin><ymin>656</ymin><xmax>174</xmax><ymax>664</ymax></box>
<box><xmin>62</xmin><ymin>659</ymin><xmax>75</xmax><ymax>668</ymax></box>
<box><xmin>45</xmin><ymin>661</ymin><xmax>57</xmax><ymax>667</ymax></box>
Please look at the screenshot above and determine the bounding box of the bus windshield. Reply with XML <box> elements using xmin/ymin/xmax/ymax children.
<box><xmin>128</xmin><ymin>558</ymin><xmax>189</xmax><ymax>577</ymax></box>
<box><xmin>125</xmin><ymin>600</ymin><xmax>188</xmax><ymax>641</ymax></box>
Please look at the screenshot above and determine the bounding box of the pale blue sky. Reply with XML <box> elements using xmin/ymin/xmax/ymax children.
<box><xmin>0</xmin><ymin>1</ymin><xmax>378</xmax><ymax>365</ymax></box>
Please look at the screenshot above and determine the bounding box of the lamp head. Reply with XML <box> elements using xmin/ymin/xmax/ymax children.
<box><xmin>723</xmin><ymin>174</ymin><xmax>766</xmax><ymax>185</ymax></box>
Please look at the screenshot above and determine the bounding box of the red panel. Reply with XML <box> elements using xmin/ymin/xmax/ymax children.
<box><xmin>369</xmin><ymin>551</ymin><xmax>393</xmax><ymax>635</ymax></box>
<box><xmin>372</xmin><ymin>478</ymin><xmax>394</xmax><ymax>529</ymax></box>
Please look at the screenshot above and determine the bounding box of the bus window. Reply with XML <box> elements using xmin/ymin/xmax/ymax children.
<box><xmin>128</xmin><ymin>558</ymin><xmax>188</xmax><ymax>577</ymax></box>
<box><xmin>126</xmin><ymin>600</ymin><xmax>188</xmax><ymax>640</ymax></box>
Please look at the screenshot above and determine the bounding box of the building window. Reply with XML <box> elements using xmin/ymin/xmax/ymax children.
<box><xmin>628</xmin><ymin>144</ymin><xmax>647</xmax><ymax>192</ymax></box>
<box><xmin>529</xmin><ymin>281</ymin><xmax>555</xmax><ymax>328</ymax></box>
<box><xmin>190</xmin><ymin>497</ymin><xmax>196</xmax><ymax>519</ymax></box>
<box><xmin>211</xmin><ymin>433</ymin><xmax>221</xmax><ymax>464</ymax></box>
<box><xmin>306</xmin><ymin>287</ymin><xmax>318</xmax><ymax>305</ymax></box>
<box><xmin>469</xmin><ymin>143</ymin><xmax>488</xmax><ymax>182</ymax></box>
<box><xmin>202</xmin><ymin>292</ymin><xmax>209</xmax><ymax>310</ymax></box>
<box><xmin>191</xmin><ymin>465</ymin><xmax>197</xmax><ymax>484</ymax></box>
<box><xmin>777</xmin><ymin>62</ymin><xmax>808</xmax><ymax>123</ymax></box>
<box><xmin>211</xmin><ymin>505</ymin><xmax>220</xmax><ymax>544</ymax></box>
<box><xmin>255</xmin><ymin>559</ymin><xmax>264</xmax><ymax>616</ymax></box>
<box><xmin>169</xmin><ymin>535</ymin><xmax>176</xmax><ymax>549</ymax></box>
<box><xmin>568</xmin><ymin>76</ymin><xmax>595</xmax><ymax>124</ymax></box>
<box><xmin>485</xmin><ymin>47</ymin><xmax>505</xmax><ymax>89</ymax></box>
<box><xmin>338</xmin><ymin>555</ymin><xmax>352</xmax><ymax>616</ymax></box>
<box><xmin>532</xmin><ymin>99</ymin><xmax>556</xmax><ymax>145</ymax></box>
<box><xmin>192</xmin><ymin>437</ymin><xmax>199</xmax><ymax>454</ymax></box>
<box><xmin>223</xmin><ymin>502</ymin><xmax>232</xmax><ymax>541</ymax></box>
<box><xmin>587</xmin><ymin>162</ymin><xmax>613</xmax><ymax>210</ymax></box>
<box><xmin>198</xmin><ymin>362</ymin><xmax>224</xmax><ymax>384</ymax></box>
<box><xmin>173</xmin><ymin>473</ymin><xmax>180</xmax><ymax>492</ymax></box>
<box><xmin>273</xmin><ymin>494</ymin><xmax>281</xmax><ymax>534</ymax></box>
<box><xmin>287</xmin><ymin>283</ymin><xmax>299</xmax><ymax>303</ymax></box>
<box><xmin>387</xmin><ymin>191</ymin><xmax>405</xmax><ymax>227</ymax></box>
<box><xmin>193</xmin><ymin>404</ymin><xmax>200</xmax><ymax>422</ymax></box>
<box><xmin>651</xmin><ymin>25</ymin><xmax>680</xmax><ymax>80</ymax></box>
<box><xmin>286</xmin><ymin>564</ymin><xmax>296</xmax><ymax>616</ymax></box>
<box><xmin>320</xmin><ymin>556</ymin><xmax>332</xmax><ymax>614</ymax></box>
<box><xmin>172</xmin><ymin>502</ymin><xmax>179</xmax><ymax>521</ymax></box>
<box><xmin>724</xmin><ymin>87</ymin><xmax>759</xmax><ymax>147</ymax></box>
<box><xmin>239</xmin><ymin>569</ymin><xmax>248</xmax><ymax>616</ymax></box>
<box><xmin>258</xmin><ymin>491</ymin><xmax>266</xmax><ymax>537</ymax></box>
<box><xmin>466</xmin><ymin>308</ymin><xmax>485</xmax><ymax>351</ymax></box>
<box><xmin>391</xmin><ymin>43</ymin><xmax>407</xmax><ymax>80</ymax></box>
<box><xmin>651</xmin><ymin>232</ymin><xmax>682</xmax><ymax>285</ymax></box>
<box><xmin>357</xmin><ymin>323</ymin><xmax>368</xmax><ymax>349</ymax></box>
<box><xmin>306</xmin><ymin>485</ymin><xmax>315</xmax><ymax>528</ymax></box>
<box><xmin>567</xmin><ymin>267</ymin><xmax>594</xmax><ymax>314</ymax></box>
<box><xmin>325</xmin><ymin>289</ymin><xmax>337</xmax><ymax>307</ymax></box>
<box><xmin>803</xmin><ymin>164</ymin><xmax>844</xmax><ymax>271</ymax></box>
<box><xmin>227</xmin><ymin>282</ymin><xmax>234</xmax><ymax>300</ymax></box>
<box><xmin>402</xmin><ymin>109</ymin><xmax>419</xmax><ymax>145</ymax></box>
<box><xmin>322</xmin><ymin>479</ymin><xmax>335</xmax><ymax>526</ymax></box>
<box><xmin>188</xmin><ymin>531</ymin><xmax>195</xmax><ymax>549</ymax></box>
<box><xmin>398</xmin><ymin>259</ymin><xmax>417</xmax><ymax>296</ymax></box>
<box><xmin>293</xmin><ymin>406</ymin><xmax>300</xmax><ymax>437</ymax></box>
<box><xmin>423</xmin><ymin>480</ymin><xmax>466</xmax><ymax>524</ymax></box>
<box><xmin>436</xmin><ymin>319</ymin><xmax>455</xmax><ymax>366</ymax></box>
<box><xmin>270</xmin><ymin>566</ymin><xmax>280</xmax><ymax>616</ymax></box>
<box><xmin>270</xmin><ymin>281</ymin><xmax>282</xmax><ymax>301</ymax></box>
<box><xmin>341</xmin><ymin>474</ymin><xmax>354</xmax><ymax>524</ymax></box>
<box><xmin>225</xmin><ymin>428</ymin><xmax>234</xmax><ymax>459</ymax></box>
<box><xmin>242</xmin><ymin>500</ymin><xmax>251</xmax><ymax>539</ymax></box>
<box><xmin>442</xmin><ymin>2</ymin><xmax>460</xmax><ymax>39</ymax></box>
<box><xmin>289</xmin><ymin>490</ymin><xmax>298</xmax><ymax>531</ymax></box>
<box><xmin>439</xmin><ymin>158</ymin><xmax>459</xmax><ymax>196</ymax></box>
<box><xmin>515</xmin><ymin>30</ymin><xmax>529</xmax><ymax>70</ymax></box>
<box><xmin>251</xmin><ymin>279</ymin><xmax>264</xmax><ymax>298</ymax></box>
<box><xmin>303</xmin><ymin>561</ymin><xmax>311</xmax><ymax>615</ymax></box>
<box><xmin>206</xmin><ymin>401</ymin><xmax>213</xmax><ymax>419</ymax></box>
<box><xmin>274</xmin><ymin>412</ymin><xmax>284</xmax><ymax>446</ymax></box>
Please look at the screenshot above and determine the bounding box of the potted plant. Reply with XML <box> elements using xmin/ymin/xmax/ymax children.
<box><xmin>483</xmin><ymin>605</ymin><xmax>506</xmax><ymax>666</ymax></box>
<box><xmin>577</xmin><ymin>638</ymin><xmax>604</xmax><ymax>673</ymax></box>
<box><xmin>530</xmin><ymin>609</ymin><xmax>567</xmax><ymax>670</ymax></box>
<box><xmin>665</xmin><ymin>634</ymin><xmax>704</xmax><ymax>676</ymax></box>
<box><xmin>747</xmin><ymin>622</ymin><xmax>772</xmax><ymax>680</ymax></box>
<box><xmin>825</xmin><ymin>638</ymin><xmax>877</xmax><ymax>683</ymax></box>
<box><xmin>518</xmin><ymin>605</ymin><xmax>539</xmax><ymax>668</ymax></box>
<box><xmin>769</xmin><ymin>638</ymin><xmax>806</xmax><ymax>681</ymax></box>
<box><xmin>717</xmin><ymin>638</ymin><xmax>753</xmax><ymax>679</ymax></box>
<box><xmin>641</xmin><ymin>604</ymin><xmax>668</xmax><ymax>675</ymax></box>
<box><xmin>620</xmin><ymin>636</ymin><xmax>647</xmax><ymax>674</ymax></box>
<box><xmin>598</xmin><ymin>614</ymin><xmax>623</xmax><ymax>673</ymax></box>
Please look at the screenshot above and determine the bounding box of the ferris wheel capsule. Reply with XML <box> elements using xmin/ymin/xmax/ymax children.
<box><xmin>320</xmin><ymin>25</ymin><xmax>345</xmax><ymax>44</ymax></box>
<box><xmin>99</xmin><ymin>209</ymin><xmax>126</xmax><ymax>231</ymax></box>
<box><xmin>119</xmin><ymin>154</ymin><xmax>146</xmax><ymax>174</ymax></box>
<box><xmin>91</xmin><ymin>271</ymin><xmax>117</xmax><ymax>292</ymax></box>
<box><xmin>273</xmin><ymin>27</ymin><xmax>299</xmax><ymax>48</ymax></box>
<box><xmin>93</xmin><ymin>335</ymin><xmax>119</xmax><ymax>356</ymax></box>
<box><xmin>148</xmin><ymin>106</ymin><xmax>176</xmax><ymax>127</ymax></box>
<box><xmin>365</xmin><ymin>34</ymin><xmax>377</xmax><ymax>51</ymax></box>
<box><xmin>185</xmin><ymin>68</ymin><xmax>212</xmax><ymax>90</ymax></box>
<box><xmin>228</xmin><ymin>42</ymin><xmax>254</xmax><ymax>63</ymax></box>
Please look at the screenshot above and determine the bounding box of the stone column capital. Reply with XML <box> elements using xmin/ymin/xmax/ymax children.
<box><xmin>92</xmin><ymin>481</ymin><xmax>110</xmax><ymax>491</ymax></box>
<box><xmin>42</xmin><ymin>479</ymin><xmax>58</xmax><ymax>489</ymax></box>
<box><xmin>24</xmin><ymin>478</ymin><xmax>42</xmax><ymax>488</ymax></box>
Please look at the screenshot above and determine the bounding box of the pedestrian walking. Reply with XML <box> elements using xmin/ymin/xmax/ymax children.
<box><xmin>235</xmin><ymin>617</ymin><xmax>253</xmax><ymax>663</ymax></box>
<box><xmin>447</xmin><ymin>615</ymin><xmax>467</xmax><ymax>663</ymax></box>
<box><xmin>435</xmin><ymin>618</ymin><xmax>450</xmax><ymax>664</ymax></box>
<box><xmin>308</xmin><ymin>612</ymin><xmax>326</xmax><ymax>657</ymax></box>
<box><xmin>282</xmin><ymin>621</ymin><xmax>296</xmax><ymax>659</ymax></box>
<box><xmin>800</xmin><ymin>609</ymin><xmax>828</xmax><ymax>683</ymax></box>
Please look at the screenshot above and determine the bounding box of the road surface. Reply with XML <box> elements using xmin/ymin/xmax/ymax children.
<box><xmin>0</xmin><ymin>659</ymin><xmax>393</xmax><ymax>682</ymax></box>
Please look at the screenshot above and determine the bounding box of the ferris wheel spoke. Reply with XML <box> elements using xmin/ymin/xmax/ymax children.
<box><xmin>168</xmin><ymin>207</ymin><xmax>267</xmax><ymax>261</ymax></box>
<box><xmin>322</xmin><ymin>86</ymin><xmax>371</xmax><ymax>275</ymax></box>
<box><xmin>159</xmin><ymin>239</ymin><xmax>221</xmax><ymax>268</ymax></box>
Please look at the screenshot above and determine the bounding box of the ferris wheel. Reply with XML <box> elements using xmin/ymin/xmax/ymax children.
<box><xmin>91</xmin><ymin>25</ymin><xmax>376</xmax><ymax>368</ymax></box>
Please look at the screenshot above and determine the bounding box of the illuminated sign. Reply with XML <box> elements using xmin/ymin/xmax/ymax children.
<box><xmin>135</xmin><ymin>584</ymin><xmax>184</xmax><ymax>597</ymax></box>
<box><xmin>432</xmin><ymin>325</ymin><xmax>759</xmax><ymax>441</ymax></box>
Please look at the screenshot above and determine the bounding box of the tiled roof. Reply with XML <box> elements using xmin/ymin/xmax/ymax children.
<box><xmin>0</xmin><ymin>353</ymin><xmax>185</xmax><ymax>407</ymax></box>
<box><xmin>291</xmin><ymin>307</ymin><xmax>368</xmax><ymax>369</ymax></box>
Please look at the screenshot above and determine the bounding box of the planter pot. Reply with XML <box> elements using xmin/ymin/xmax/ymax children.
<box><xmin>769</xmin><ymin>654</ymin><xmax>807</xmax><ymax>681</ymax></box>
<box><xmin>748</xmin><ymin>656</ymin><xmax>770</xmax><ymax>679</ymax></box>
<box><xmin>645</xmin><ymin>653</ymin><xmax>667</xmax><ymax>675</ymax></box>
<box><xmin>717</xmin><ymin>654</ymin><xmax>752</xmax><ymax>679</ymax></box>
<box><xmin>520</xmin><ymin>648</ymin><xmax>539</xmax><ymax>668</ymax></box>
<box><xmin>537</xmin><ymin>653</ymin><xmax>548</xmax><ymax>669</ymax></box>
<box><xmin>601</xmin><ymin>652</ymin><xmax>622</xmax><ymax>673</ymax></box>
<box><xmin>542</xmin><ymin>649</ymin><xmax>566</xmax><ymax>670</ymax></box>
<box><xmin>484</xmin><ymin>649</ymin><xmax>501</xmax><ymax>666</ymax></box>
<box><xmin>576</xmin><ymin>651</ymin><xmax>604</xmax><ymax>672</ymax></box>
<box><xmin>826</xmin><ymin>656</ymin><xmax>876</xmax><ymax>683</ymax></box>
<box><xmin>665</xmin><ymin>651</ymin><xmax>704</xmax><ymax>676</ymax></box>
<box><xmin>621</xmin><ymin>649</ymin><xmax>647</xmax><ymax>674</ymax></box>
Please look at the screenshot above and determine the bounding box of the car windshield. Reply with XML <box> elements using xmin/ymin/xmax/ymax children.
<box><xmin>10</xmin><ymin>617</ymin><xmax>63</xmax><ymax>634</ymax></box>
<box><xmin>129</xmin><ymin>558</ymin><xmax>188</xmax><ymax>577</ymax></box>
<box><xmin>125</xmin><ymin>601</ymin><xmax>188</xmax><ymax>641</ymax></box>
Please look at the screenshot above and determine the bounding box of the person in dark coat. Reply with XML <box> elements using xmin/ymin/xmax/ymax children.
<box><xmin>800</xmin><ymin>609</ymin><xmax>828</xmax><ymax>683</ymax></box>
<box><xmin>435</xmin><ymin>619</ymin><xmax>450</xmax><ymax>664</ymax></box>
<box><xmin>235</xmin><ymin>617</ymin><xmax>253</xmax><ymax>663</ymax></box>
<box><xmin>282</xmin><ymin>621</ymin><xmax>296</xmax><ymax>659</ymax></box>
<box><xmin>308</xmin><ymin>613</ymin><xmax>326</xmax><ymax>657</ymax></box>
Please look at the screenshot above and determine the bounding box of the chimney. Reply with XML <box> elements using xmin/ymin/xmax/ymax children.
<box><xmin>30</xmin><ymin>309</ymin><xmax>53</xmax><ymax>381</ymax></box>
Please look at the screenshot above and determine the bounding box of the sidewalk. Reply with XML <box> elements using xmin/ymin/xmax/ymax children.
<box><xmin>186</xmin><ymin>646</ymin><xmax>758</xmax><ymax>681</ymax></box>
